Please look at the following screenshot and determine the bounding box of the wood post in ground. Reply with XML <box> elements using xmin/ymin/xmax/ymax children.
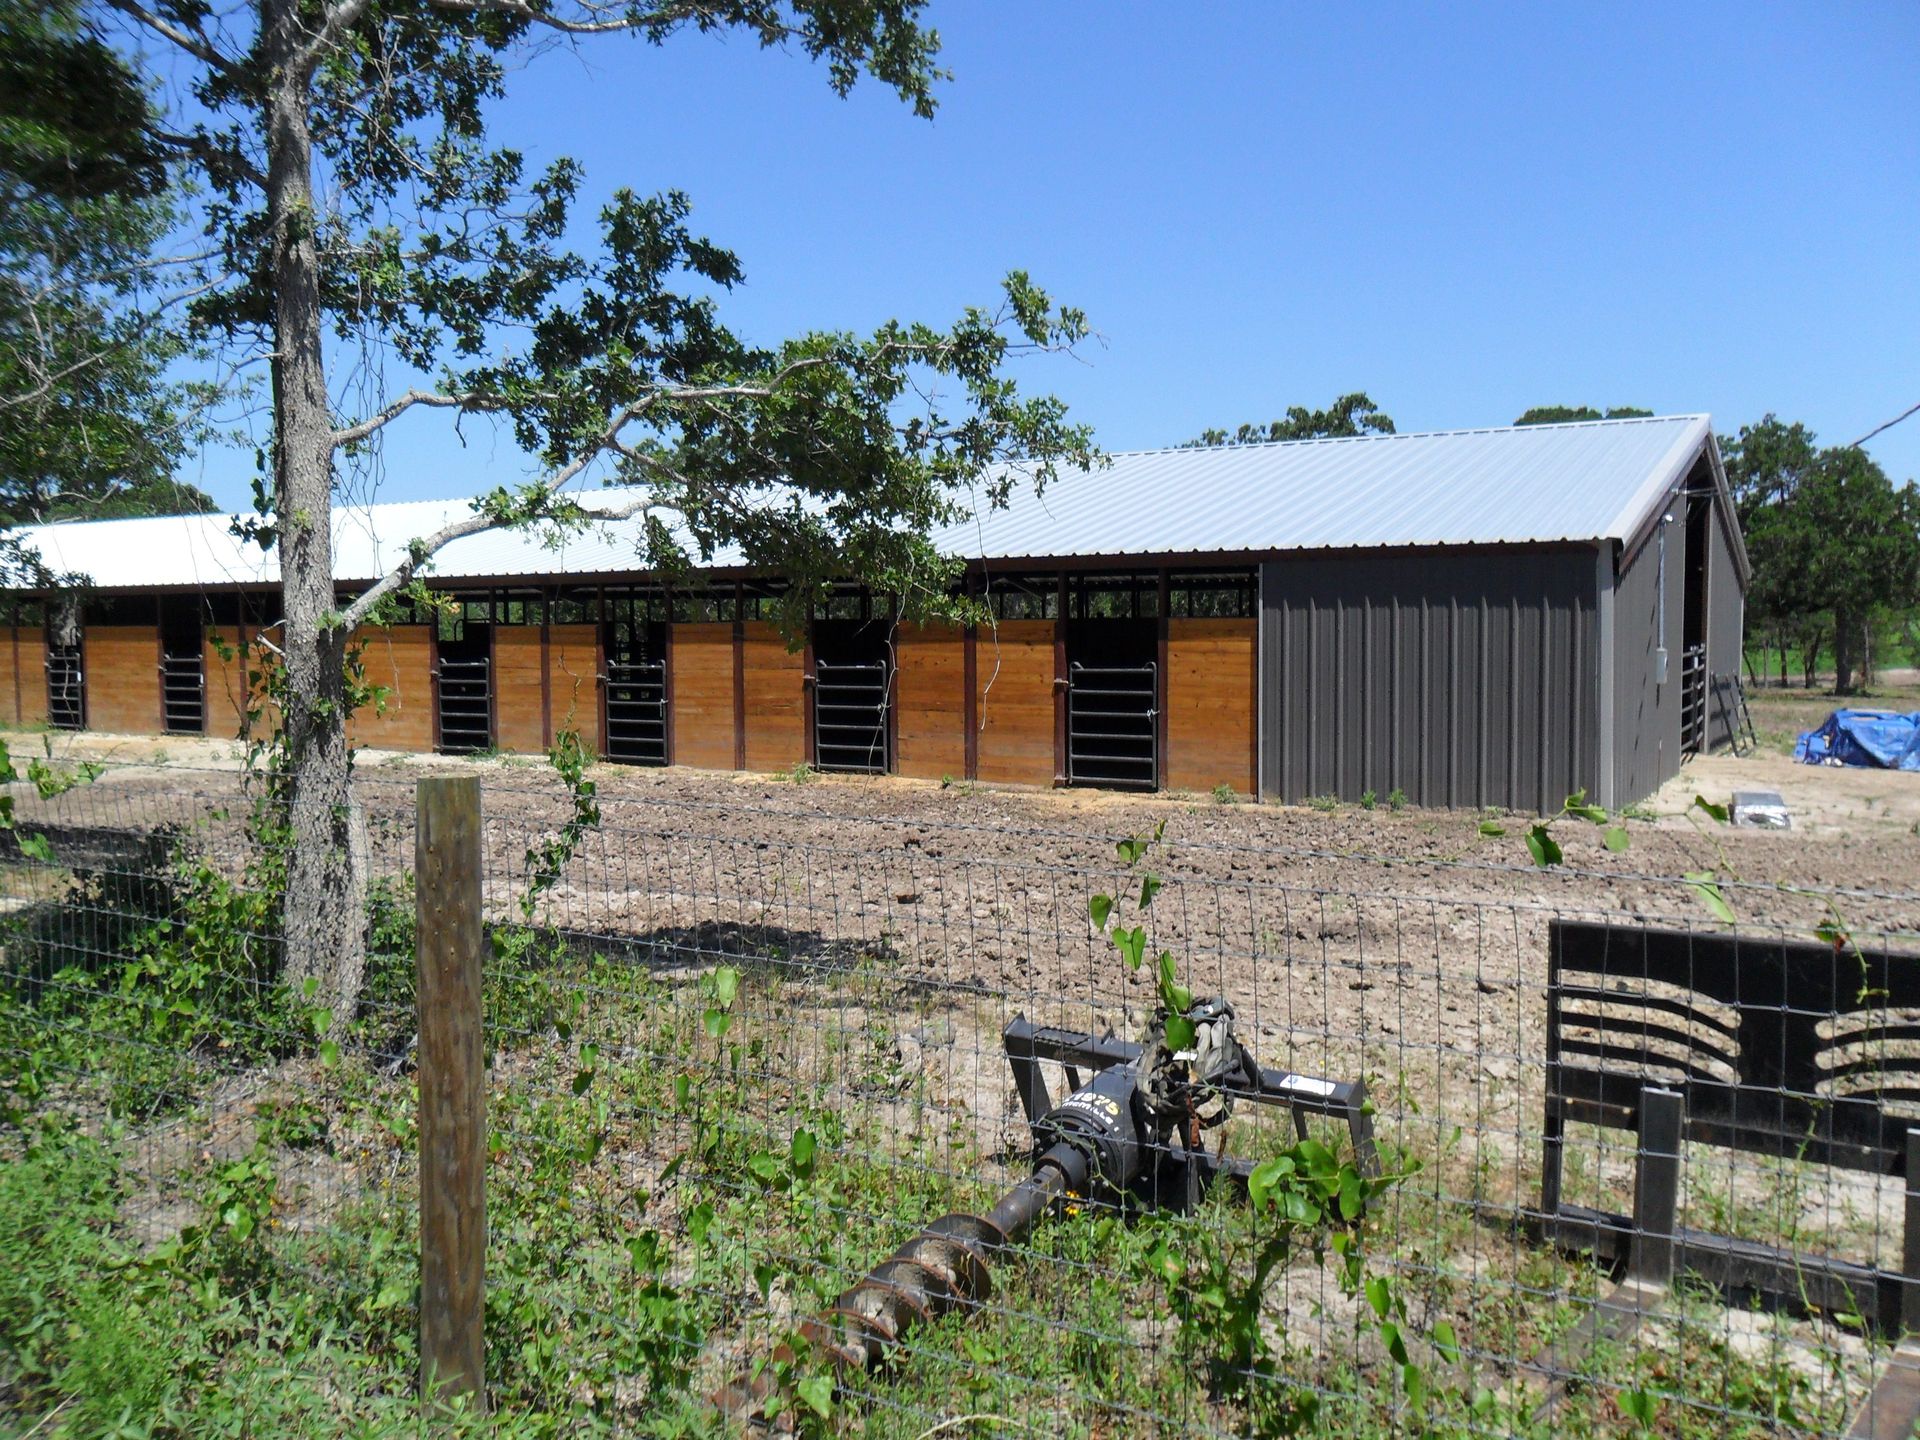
<box><xmin>416</xmin><ymin>775</ymin><xmax>486</xmax><ymax>1410</ymax></box>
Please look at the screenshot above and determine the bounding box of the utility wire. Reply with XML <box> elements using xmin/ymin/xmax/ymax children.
<box><xmin>1848</xmin><ymin>398</ymin><xmax>1920</xmax><ymax>449</ymax></box>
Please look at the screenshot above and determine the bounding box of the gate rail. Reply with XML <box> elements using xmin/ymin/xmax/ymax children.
<box><xmin>813</xmin><ymin>660</ymin><xmax>891</xmax><ymax>774</ymax></box>
<box><xmin>1680</xmin><ymin>643</ymin><xmax>1709</xmax><ymax>756</ymax></box>
<box><xmin>434</xmin><ymin>659</ymin><xmax>492</xmax><ymax>754</ymax></box>
<box><xmin>45</xmin><ymin>645</ymin><xmax>83</xmax><ymax>731</ymax></box>
<box><xmin>1067</xmin><ymin>660</ymin><xmax>1157</xmax><ymax>790</ymax></box>
<box><xmin>603</xmin><ymin>660</ymin><xmax>667</xmax><ymax>765</ymax></box>
<box><xmin>162</xmin><ymin>651</ymin><xmax>204</xmax><ymax>735</ymax></box>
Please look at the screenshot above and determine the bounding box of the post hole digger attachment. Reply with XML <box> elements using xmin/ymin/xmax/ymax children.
<box><xmin>713</xmin><ymin>999</ymin><xmax>1378</xmax><ymax>1425</ymax></box>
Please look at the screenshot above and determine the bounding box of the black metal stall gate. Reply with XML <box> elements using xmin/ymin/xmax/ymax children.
<box><xmin>604</xmin><ymin>660</ymin><xmax>667</xmax><ymax>765</ymax></box>
<box><xmin>1067</xmin><ymin>661</ymin><xmax>1157</xmax><ymax>789</ymax></box>
<box><xmin>162</xmin><ymin>650</ymin><xmax>204</xmax><ymax>734</ymax></box>
<box><xmin>435</xmin><ymin>658</ymin><xmax>492</xmax><ymax>754</ymax></box>
<box><xmin>45</xmin><ymin>645</ymin><xmax>82</xmax><ymax>730</ymax></box>
<box><xmin>813</xmin><ymin>660</ymin><xmax>891</xmax><ymax>774</ymax></box>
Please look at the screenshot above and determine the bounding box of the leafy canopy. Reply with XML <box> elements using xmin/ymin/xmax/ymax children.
<box><xmin>1181</xmin><ymin>392</ymin><xmax>1395</xmax><ymax>449</ymax></box>
<box><xmin>107</xmin><ymin>0</ymin><xmax>1094</xmax><ymax>632</ymax></box>
<box><xmin>0</xmin><ymin>3</ymin><xmax>215</xmax><ymax>548</ymax></box>
<box><xmin>1512</xmin><ymin>405</ymin><xmax>1653</xmax><ymax>426</ymax></box>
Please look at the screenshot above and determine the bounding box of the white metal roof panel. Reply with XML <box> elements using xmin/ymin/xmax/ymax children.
<box><xmin>11</xmin><ymin>414</ymin><xmax>1712</xmax><ymax>589</ymax></box>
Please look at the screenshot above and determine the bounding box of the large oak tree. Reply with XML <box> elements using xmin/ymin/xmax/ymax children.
<box><xmin>96</xmin><ymin>0</ymin><xmax>1095</xmax><ymax>1026</ymax></box>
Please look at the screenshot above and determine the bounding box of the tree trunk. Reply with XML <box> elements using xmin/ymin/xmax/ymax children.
<box><xmin>1833</xmin><ymin>609</ymin><xmax>1856</xmax><ymax>695</ymax></box>
<box><xmin>265</xmin><ymin>0</ymin><xmax>365</xmax><ymax>1035</ymax></box>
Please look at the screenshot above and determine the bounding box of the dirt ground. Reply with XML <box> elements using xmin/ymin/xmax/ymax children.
<box><xmin>14</xmin><ymin>700</ymin><xmax>1920</xmax><ymax>1420</ymax></box>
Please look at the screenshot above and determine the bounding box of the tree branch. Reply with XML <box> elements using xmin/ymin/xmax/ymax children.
<box><xmin>105</xmin><ymin>0</ymin><xmax>240</xmax><ymax>73</ymax></box>
<box><xmin>295</xmin><ymin>0</ymin><xmax>375</xmax><ymax>76</ymax></box>
<box><xmin>423</xmin><ymin>0</ymin><xmax>745</xmax><ymax>36</ymax></box>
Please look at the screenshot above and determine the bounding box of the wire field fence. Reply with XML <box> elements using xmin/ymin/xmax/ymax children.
<box><xmin>4</xmin><ymin>762</ymin><xmax>1920</xmax><ymax>1437</ymax></box>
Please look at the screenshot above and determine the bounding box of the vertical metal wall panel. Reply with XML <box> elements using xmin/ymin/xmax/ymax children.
<box><xmin>1705</xmin><ymin>507</ymin><xmax>1746</xmax><ymax>749</ymax></box>
<box><xmin>1609</xmin><ymin>521</ymin><xmax>1683</xmax><ymax>806</ymax></box>
<box><xmin>1259</xmin><ymin>548</ymin><xmax>1600</xmax><ymax>811</ymax></box>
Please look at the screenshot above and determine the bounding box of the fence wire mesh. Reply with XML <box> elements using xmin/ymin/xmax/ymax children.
<box><xmin>3</xmin><ymin>757</ymin><xmax>1919</xmax><ymax>1437</ymax></box>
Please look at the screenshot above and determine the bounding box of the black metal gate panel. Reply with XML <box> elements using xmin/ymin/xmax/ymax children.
<box><xmin>1067</xmin><ymin>661</ymin><xmax>1157</xmax><ymax>790</ymax></box>
<box><xmin>435</xmin><ymin>658</ymin><xmax>492</xmax><ymax>754</ymax></box>
<box><xmin>813</xmin><ymin>660</ymin><xmax>891</xmax><ymax>774</ymax></box>
<box><xmin>1680</xmin><ymin>642</ymin><xmax>1708</xmax><ymax>755</ymax></box>
<box><xmin>162</xmin><ymin>650</ymin><xmax>204</xmax><ymax>734</ymax></box>
<box><xmin>604</xmin><ymin>660</ymin><xmax>667</xmax><ymax>765</ymax></box>
<box><xmin>46</xmin><ymin>645</ymin><xmax>83</xmax><ymax>731</ymax></box>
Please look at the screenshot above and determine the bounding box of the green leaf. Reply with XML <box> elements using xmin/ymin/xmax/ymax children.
<box><xmin>15</xmin><ymin>832</ymin><xmax>52</xmax><ymax>863</ymax></box>
<box><xmin>1432</xmin><ymin>1319</ymin><xmax>1461</xmax><ymax>1364</ymax></box>
<box><xmin>1685</xmin><ymin>871</ymin><xmax>1737</xmax><ymax>924</ymax></box>
<box><xmin>686</xmin><ymin>1201</ymin><xmax>715</xmax><ymax>1247</ymax></box>
<box><xmin>571</xmin><ymin>1068</ymin><xmax>596</xmax><ymax>1095</ymax></box>
<box><xmin>1163</xmin><ymin>1015</ymin><xmax>1196</xmax><ymax>1052</ymax></box>
<box><xmin>795</xmin><ymin>1374</ymin><xmax>834</xmax><ymax>1419</ymax></box>
<box><xmin>708</xmin><ymin>966</ymin><xmax>740</xmax><ymax>1009</ymax></box>
<box><xmin>1138</xmin><ymin>872</ymin><xmax>1162</xmax><ymax>910</ymax></box>
<box><xmin>702</xmin><ymin>1007</ymin><xmax>732</xmax><ymax>1040</ymax></box>
<box><xmin>789</xmin><ymin>1127</ymin><xmax>817</xmax><ymax>1180</ymax></box>
<box><xmin>1116</xmin><ymin>835</ymin><xmax>1147</xmax><ymax>866</ymax></box>
<box><xmin>1380</xmin><ymin>1319</ymin><xmax>1408</xmax><ymax>1365</ymax></box>
<box><xmin>1691</xmin><ymin>795</ymin><xmax>1730</xmax><ymax>824</ymax></box>
<box><xmin>673</xmin><ymin>1073</ymin><xmax>691</xmax><ymax>1107</ymax></box>
<box><xmin>1365</xmin><ymin>1275</ymin><xmax>1391</xmax><ymax>1320</ymax></box>
<box><xmin>1088</xmin><ymin>893</ymin><xmax>1113</xmax><ymax>929</ymax></box>
<box><xmin>319</xmin><ymin>1040</ymin><xmax>340</xmax><ymax>1068</ymax></box>
<box><xmin>1620</xmin><ymin>1387</ymin><xmax>1659</xmax><ymax>1425</ymax></box>
<box><xmin>1815</xmin><ymin>921</ymin><xmax>1850</xmax><ymax>948</ymax></box>
<box><xmin>1114</xmin><ymin>926</ymin><xmax>1147</xmax><ymax>971</ymax></box>
<box><xmin>1338</xmin><ymin>1167</ymin><xmax>1364</xmax><ymax>1221</ymax></box>
<box><xmin>1477</xmin><ymin>820</ymin><xmax>1506</xmax><ymax>837</ymax></box>
<box><xmin>1603</xmin><ymin>825</ymin><xmax>1630</xmax><ymax>853</ymax></box>
<box><xmin>1525</xmin><ymin>824</ymin><xmax>1562</xmax><ymax>867</ymax></box>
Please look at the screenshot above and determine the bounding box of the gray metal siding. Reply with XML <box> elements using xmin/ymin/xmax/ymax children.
<box><xmin>1705</xmin><ymin>505</ymin><xmax>1746</xmax><ymax>749</ymax></box>
<box><xmin>1259</xmin><ymin>549</ymin><xmax>1600</xmax><ymax>812</ymax></box>
<box><xmin>1610</xmin><ymin>523</ymin><xmax>1683</xmax><ymax>806</ymax></box>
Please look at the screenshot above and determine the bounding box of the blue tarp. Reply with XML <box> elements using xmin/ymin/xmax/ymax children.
<box><xmin>1794</xmin><ymin>709</ymin><xmax>1920</xmax><ymax>770</ymax></box>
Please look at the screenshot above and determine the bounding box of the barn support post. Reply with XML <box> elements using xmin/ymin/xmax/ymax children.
<box><xmin>1155</xmin><ymin>570</ymin><xmax>1169</xmax><ymax>792</ymax></box>
<box><xmin>1595</xmin><ymin>543</ymin><xmax>1618</xmax><ymax>810</ymax></box>
<box><xmin>731</xmin><ymin>583</ymin><xmax>746</xmax><ymax>772</ymax></box>
<box><xmin>415</xmin><ymin>775</ymin><xmax>486</xmax><ymax>1412</ymax></box>
<box><xmin>963</xmin><ymin>574</ymin><xmax>979</xmax><ymax>781</ymax></box>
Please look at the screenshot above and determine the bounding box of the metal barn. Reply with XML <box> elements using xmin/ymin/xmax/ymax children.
<box><xmin>1</xmin><ymin>414</ymin><xmax>1744</xmax><ymax>811</ymax></box>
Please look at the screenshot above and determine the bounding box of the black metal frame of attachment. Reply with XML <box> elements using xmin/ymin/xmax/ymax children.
<box><xmin>1002</xmin><ymin>1018</ymin><xmax>1380</xmax><ymax>1181</ymax></box>
<box><xmin>1533</xmin><ymin>919</ymin><xmax>1920</xmax><ymax>1432</ymax></box>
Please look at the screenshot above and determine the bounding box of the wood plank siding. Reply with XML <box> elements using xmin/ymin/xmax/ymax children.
<box><xmin>1165</xmin><ymin>618</ymin><xmax>1256</xmax><ymax>794</ymax></box>
<box><xmin>894</xmin><ymin>622</ymin><xmax>966</xmax><ymax>781</ymax></box>
<box><xmin>203</xmin><ymin>626</ymin><xmax>267</xmax><ymax>739</ymax></box>
<box><xmin>0</xmin><ymin>627</ymin><xmax>46</xmax><ymax>728</ymax></box>
<box><xmin>493</xmin><ymin>628</ymin><xmax>545</xmax><ymax>754</ymax></box>
<box><xmin>741</xmin><ymin>620</ymin><xmax>804</xmax><ymax>773</ymax></box>
<box><xmin>973</xmin><ymin>619</ymin><xmax>1056</xmax><ymax>786</ymax></box>
<box><xmin>548</xmin><ymin>624</ymin><xmax>601</xmax><ymax>755</ymax></box>
<box><xmin>350</xmin><ymin>624</ymin><xmax>435</xmax><ymax>752</ymax></box>
<box><xmin>85</xmin><ymin>625</ymin><xmax>161</xmax><ymax>734</ymax></box>
<box><xmin>669</xmin><ymin>623</ymin><xmax>735</xmax><ymax>770</ymax></box>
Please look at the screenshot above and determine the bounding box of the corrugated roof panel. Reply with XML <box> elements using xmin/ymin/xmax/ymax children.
<box><xmin>11</xmin><ymin>414</ymin><xmax>1711</xmax><ymax>589</ymax></box>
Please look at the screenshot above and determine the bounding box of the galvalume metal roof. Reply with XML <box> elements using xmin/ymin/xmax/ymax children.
<box><xmin>11</xmin><ymin>414</ymin><xmax>1718</xmax><ymax>591</ymax></box>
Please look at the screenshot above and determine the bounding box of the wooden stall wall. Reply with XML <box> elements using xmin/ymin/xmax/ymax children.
<box><xmin>741</xmin><ymin>621</ymin><xmax>804</xmax><ymax>773</ymax></box>
<box><xmin>894</xmin><ymin>622</ymin><xmax>966</xmax><ymax>781</ymax></box>
<box><xmin>973</xmin><ymin>619</ymin><xmax>1056</xmax><ymax>786</ymax></box>
<box><xmin>548</xmin><ymin>624</ymin><xmax>602</xmax><ymax>755</ymax></box>
<box><xmin>86</xmin><ymin>626</ymin><xmax>161</xmax><ymax>734</ymax></box>
<box><xmin>669</xmin><ymin>623</ymin><xmax>735</xmax><ymax>770</ymax></box>
<box><xmin>1165</xmin><ymin>617</ymin><xmax>1256</xmax><ymax>794</ymax></box>
<box><xmin>203</xmin><ymin>626</ymin><xmax>273</xmax><ymax>739</ymax></box>
<box><xmin>0</xmin><ymin>627</ymin><xmax>47</xmax><ymax>728</ymax></box>
<box><xmin>493</xmin><ymin>629</ymin><xmax>545</xmax><ymax>754</ymax></box>
<box><xmin>350</xmin><ymin>624</ymin><xmax>435</xmax><ymax>752</ymax></box>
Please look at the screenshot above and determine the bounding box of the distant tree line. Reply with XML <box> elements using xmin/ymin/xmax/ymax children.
<box><xmin>1721</xmin><ymin>416</ymin><xmax>1920</xmax><ymax>694</ymax></box>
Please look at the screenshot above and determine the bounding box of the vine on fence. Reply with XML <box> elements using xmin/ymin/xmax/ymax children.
<box><xmin>1090</xmin><ymin>823</ymin><xmax>1448</xmax><ymax>1430</ymax></box>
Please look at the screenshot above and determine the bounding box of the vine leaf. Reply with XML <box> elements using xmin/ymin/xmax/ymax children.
<box><xmin>1478</xmin><ymin>820</ymin><xmax>1506</xmax><ymax>837</ymax></box>
<box><xmin>1088</xmin><ymin>893</ymin><xmax>1113</xmax><ymax>929</ymax></box>
<box><xmin>1685</xmin><ymin>871</ymin><xmax>1737</xmax><ymax>924</ymax></box>
<box><xmin>1524</xmin><ymin>824</ymin><xmax>1562</xmax><ymax>867</ymax></box>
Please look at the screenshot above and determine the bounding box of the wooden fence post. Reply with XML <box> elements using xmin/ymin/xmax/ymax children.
<box><xmin>416</xmin><ymin>775</ymin><xmax>486</xmax><ymax>1410</ymax></box>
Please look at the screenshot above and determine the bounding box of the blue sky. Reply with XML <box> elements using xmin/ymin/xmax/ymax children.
<box><xmin>184</xmin><ymin>1</ymin><xmax>1920</xmax><ymax>509</ymax></box>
